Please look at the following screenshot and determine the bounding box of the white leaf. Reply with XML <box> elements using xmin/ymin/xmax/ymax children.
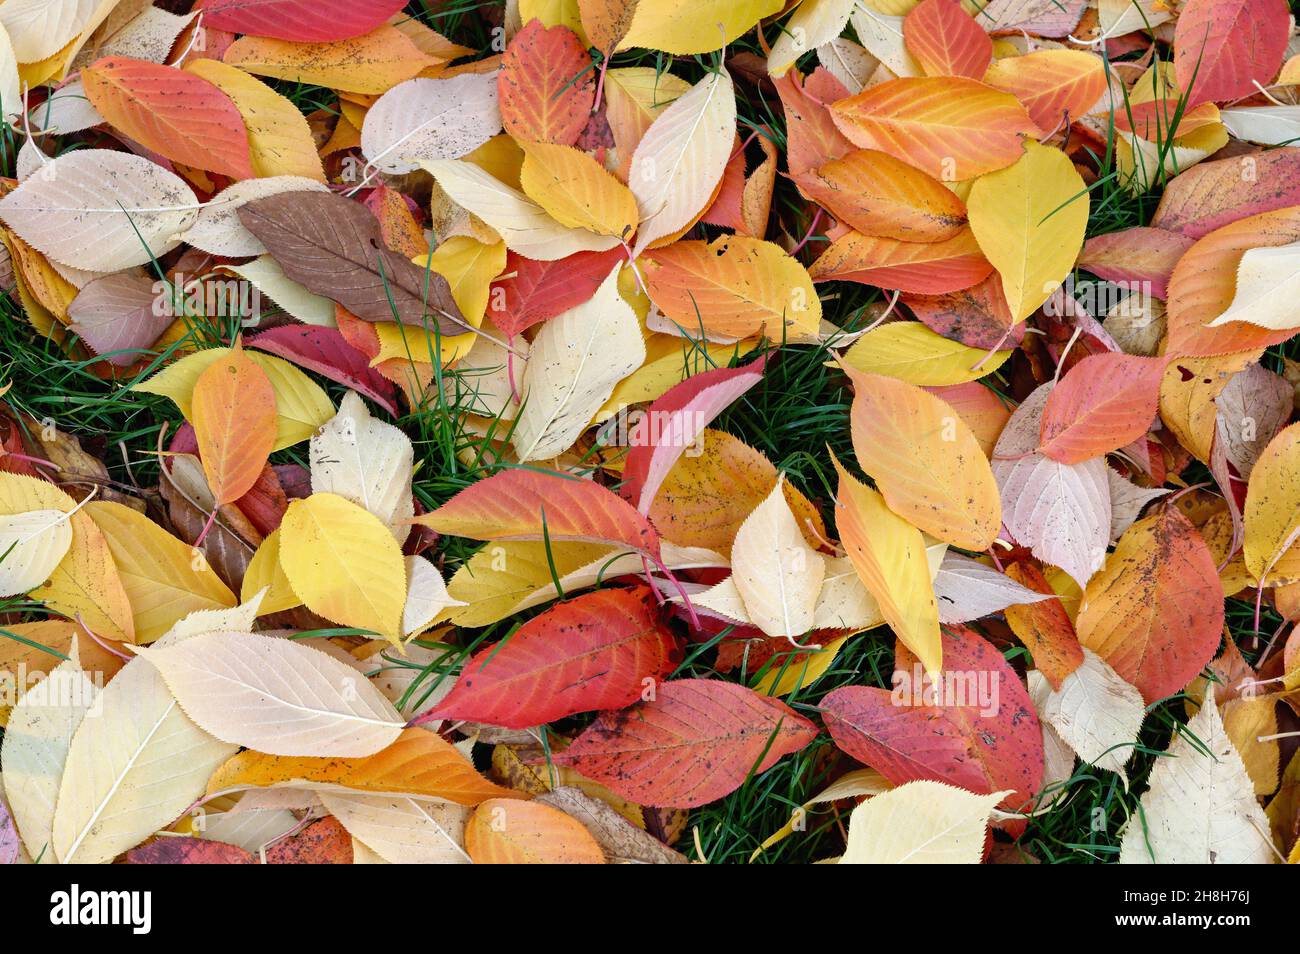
<box><xmin>0</xmin><ymin>509</ymin><xmax>73</xmax><ymax>597</ymax></box>
<box><xmin>0</xmin><ymin>149</ymin><xmax>200</xmax><ymax>272</ymax></box>
<box><xmin>931</xmin><ymin>550</ymin><xmax>1050</xmax><ymax>625</ymax></box>
<box><xmin>847</xmin><ymin>6</ymin><xmax>920</xmax><ymax>78</ymax></box>
<box><xmin>1106</xmin><ymin>469</ymin><xmax>1170</xmax><ymax>543</ymax></box>
<box><xmin>1</xmin><ymin>653</ymin><xmax>100</xmax><ymax>862</ymax></box>
<box><xmin>841</xmin><ymin>781</ymin><xmax>1009</xmax><ymax>864</ymax></box>
<box><xmin>225</xmin><ymin>255</ymin><xmax>336</xmax><ymax>327</ymax></box>
<box><xmin>1207</xmin><ymin>240</ymin><xmax>1300</xmax><ymax>330</ymax></box>
<box><xmin>362</xmin><ymin>74</ymin><xmax>501</xmax><ymax>175</ymax></box>
<box><xmin>817</xmin><ymin>38</ymin><xmax>878</xmax><ymax>94</ymax></box>
<box><xmin>730</xmin><ymin>476</ymin><xmax>827</xmax><ymax>638</ymax></box>
<box><xmin>1098</xmin><ymin>0</ymin><xmax>1170</xmax><ymax>38</ymax></box>
<box><xmin>0</xmin><ymin>0</ymin><xmax>98</xmax><ymax>64</ymax></box>
<box><xmin>1119</xmin><ymin>697</ymin><xmax>1275</xmax><ymax>863</ymax></box>
<box><xmin>1220</xmin><ymin>106</ymin><xmax>1300</xmax><ymax>146</ymax></box>
<box><xmin>422</xmin><ymin>159</ymin><xmax>620</xmax><ymax>261</ymax></box>
<box><xmin>0</xmin><ymin>23</ymin><xmax>20</xmax><ymax>123</ymax></box>
<box><xmin>135</xmin><ymin>631</ymin><xmax>405</xmax><ymax>758</ymax></box>
<box><xmin>311</xmin><ymin>391</ymin><xmax>414</xmax><ymax>541</ymax></box>
<box><xmin>769</xmin><ymin>0</ymin><xmax>856</xmax><ymax>77</ymax></box>
<box><xmin>1031</xmin><ymin>649</ymin><xmax>1143</xmax><ymax>778</ymax></box>
<box><xmin>51</xmin><ymin>656</ymin><xmax>236</xmax><ymax>864</ymax></box>
<box><xmin>511</xmin><ymin>266</ymin><xmax>645</xmax><ymax>461</ymax></box>
<box><xmin>27</xmin><ymin>79</ymin><xmax>104</xmax><ymax>135</ymax></box>
<box><xmin>402</xmin><ymin>555</ymin><xmax>462</xmax><ymax>638</ymax></box>
<box><xmin>628</xmin><ymin>68</ymin><xmax>736</xmax><ymax>256</ymax></box>
<box><xmin>993</xmin><ymin>384</ymin><xmax>1111</xmax><ymax>587</ymax></box>
<box><xmin>176</xmin><ymin>176</ymin><xmax>330</xmax><ymax>257</ymax></box>
<box><xmin>320</xmin><ymin>792</ymin><xmax>470</xmax><ymax>864</ymax></box>
<box><xmin>70</xmin><ymin>7</ymin><xmax>197</xmax><ymax>71</ymax></box>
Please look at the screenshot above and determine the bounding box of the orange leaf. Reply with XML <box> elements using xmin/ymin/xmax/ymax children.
<box><xmin>830</xmin><ymin>76</ymin><xmax>1037</xmax><ymax>180</ymax></box>
<box><xmin>466</xmin><ymin>798</ymin><xmax>605</xmax><ymax>863</ymax></box>
<box><xmin>798</xmin><ymin>148</ymin><xmax>966</xmax><ymax>242</ymax></box>
<box><xmin>1002</xmin><ymin>561</ymin><xmax>1083</xmax><ymax>690</ymax></box>
<box><xmin>82</xmin><ymin>56</ymin><xmax>254</xmax><ymax>179</ymax></box>
<box><xmin>498</xmin><ymin>20</ymin><xmax>595</xmax><ymax>145</ymax></box>
<box><xmin>810</xmin><ymin>228</ymin><xmax>992</xmax><ymax>295</ymax></box>
<box><xmin>191</xmin><ymin>345</ymin><xmax>277</xmax><ymax>506</ymax></box>
<box><xmin>982</xmin><ymin>50</ymin><xmax>1106</xmax><ymax>134</ymax></box>
<box><xmin>1038</xmin><ymin>353</ymin><xmax>1167</xmax><ymax>464</ymax></box>
<box><xmin>1076</xmin><ymin>506</ymin><xmax>1224</xmax><ymax>704</ymax></box>
<box><xmin>1164</xmin><ymin>206</ymin><xmax>1300</xmax><ymax>357</ymax></box>
<box><xmin>903</xmin><ymin>0</ymin><xmax>992</xmax><ymax>80</ymax></box>
<box><xmin>205</xmin><ymin>728</ymin><xmax>518</xmax><ymax>805</ymax></box>
<box><xmin>413</xmin><ymin>468</ymin><xmax>661</xmax><ymax>557</ymax></box>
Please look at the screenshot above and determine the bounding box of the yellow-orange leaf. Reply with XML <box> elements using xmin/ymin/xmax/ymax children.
<box><xmin>842</xmin><ymin>363</ymin><xmax>1001</xmax><ymax>550</ymax></box>
<box><xmin>641</xmin><ymin>235</ymin><xmax>821</xmax><ymax>341</ymax></box>
<box><xmin>206</xmin><ymin>728</ymin><xmax>517</xmax><ymax>806</ymax></box>
<box><xmin>466</xmin><ymin>798</ymin><xmax>606</xmax><ymax>863</ymax></box>
<box><xmin>834</xmin><ymin>458</ymin><xmax>942</xmax><ymax>675</ymax></box>
<box><xmin>830</xmin><ymin>76</ymin><xmax>1038</xmax><ymax>180</ymax></box>
<box><xmin>191</xmin><ymin>344</ymin><xmax>277</xmax><ymax>507</ymax></box>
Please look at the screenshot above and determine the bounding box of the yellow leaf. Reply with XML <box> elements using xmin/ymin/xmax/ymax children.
<box><xmin>617</xmin><ymin>0</ymin><xmax>784</xmax><ymax>54</ymax></box>
<box><xmin>833</xmin><ymin>459</ymin><xmax>941</xmax><ymax>675</ymax></box>
<box><xmin>841</xmin><ymin>781</ymin><xmax>1008</xmax><ymax>863</ymax></box>
<box><xmin>278</xmin><ymin>493</ymin><xmax>407</xmax><ymax>643</ymax></box>
<box><xmin>967</xmin><ymin>140</ymin><xmax>1089</xmax><ymax>322</ymax></box>
<box><xmin>183</xmin><ymin>58</ymin><xmax>327</xmax><ymax>181</ymax></box>
<box><xmin>520</xmin><ymin>0</ymin><xmax>590</xmax><ymax>45</ymax></box>
<box><xmin>85</xmin><ymin>501</ymin><xmax>236</xmax><ymax>643</ymax></box>
<box><xmin>520</xmin><ymin>142</ymin><xmax>639</xmax><ymax>239</ymax></box>
<box><xmin>136</xmin><ymin>346</ymin><xmax>334</xmax><ymax>451</ymax></box>
<box><xmin>241</xmin><ymin>529</ymin><xmax>303</xmax><ymax>616</ymax></box>
<box><xmin>841</xmin><ymin>321</ymin><xmax>1011</xmax><ymax>385</ymax></box>
<box><xmin>753</xmin><ymin>633</ymin><xmax>853</xmax><ymax>696</ymax></box>
<box><xmin>401</xmin><ymin>237</ymin><xmax>504</xmax><ymax>364</ymax></box>
<box><xmin>1244</xmin><ymin>422</ymin><xmax>1300</xmax><ymax>584</ymax></box>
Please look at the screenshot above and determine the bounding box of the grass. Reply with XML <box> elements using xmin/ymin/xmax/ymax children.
<box><xmin>0</xmin><ymin>2</ymin><xmax>1273</xmax><ymax>864</ymax></box>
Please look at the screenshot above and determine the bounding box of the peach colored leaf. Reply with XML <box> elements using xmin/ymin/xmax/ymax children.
<box><xmin>82</xmin><ymin>56</ymin><xmax>254</xmax><ymax>179</ymax></box>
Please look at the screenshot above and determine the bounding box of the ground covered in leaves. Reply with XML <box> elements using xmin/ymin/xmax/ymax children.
<box><xmin>0</xmin><ymin>0</ymin><xmax>1298</xmax><ymax>865</ymax></box>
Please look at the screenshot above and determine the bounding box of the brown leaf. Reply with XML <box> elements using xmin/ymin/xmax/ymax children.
<box><xmin>238</xmin><ymin>191</ymin><xmax>466</xmax><ymax>332</ymax></box>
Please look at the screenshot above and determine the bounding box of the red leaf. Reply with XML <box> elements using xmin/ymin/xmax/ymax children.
<box><xmin>1077</xmin><ymin>227</ymin><xmax>1194</xmax><ymax>300</ymax></box>
<box><xmin>1151</xmin><ymin>149</ymin><xmax>1300</xmax><ymax>239</ymax></box>
<box><xmin>1038</xmin><ymin>353</ymin><xmax>1167</xmax><ymax>464</ymax></box>
<box><xmin>822</xmin><ymin>625</ymin><xmax>1044</xmax><ymax>815</ymax></box>
<box><xmin>620</xmin><ymin>357</ymin><xmax>767</xmax><ymax>513</ymax></box>
<box><xmin>413</xmin><ymin>468</ymin><xmax>661</xmax><ymax>558</ymax></box>
<box><xmin>248</xmin><ymin>325</ymin><xmax>399</xmax><ymax>416</ymax></box>
<box><xmin>82</xmin><ymin>56</ymin><xmax>254</xmax><ymax>179</ymax></box>
<box><xmin>773</xmin><ymin>68</ymin><xmax>853</xmax><ymax>180</ymax></box>
<box><xmin>488</xmin><ymin>248</ymin><xmax>625</xmax><ymax>339</ymax></box>
<box><xmin>549</xmin><ymin>680</ymin><xmax>818</xmax><ymax>807</ymax></box>
<box><xmin>127</xmin><ymin>838</ymin><xmax>255</xmax><ymax>863</ymax></box>
<box><xmin>903</xmin><ymin>0</ymin><xmax>993</xmax><ymax>80</ymax></box>
<box><xmin>423</xmin><ymin>587</ymin><xmax>681</xmax><ymax>728</ymax></box>
<box><xmin>498</xmin><ymin>20</ymin><xmax>595</xmax><ymax>146</ymax></box>
<box><xmin>203</xmin><ymin>0</ymin><xmax>409</xmax><ymax>43</ymax></box>
<box><xmin>903</xmin><ymin>272</ymin><xmax>1019</xmax><ymax>350</ymax></box>
<box><xmin>1174</xmin><ymin>0</ymin><xmax>1289</xmax><ymax>106</ymax></box>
